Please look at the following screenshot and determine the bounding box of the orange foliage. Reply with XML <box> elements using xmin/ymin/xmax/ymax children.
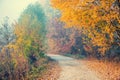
<box><xmin>51</xmin><ymin>0</ymin><xmax>120</xmax><ymax>54</ymax></box>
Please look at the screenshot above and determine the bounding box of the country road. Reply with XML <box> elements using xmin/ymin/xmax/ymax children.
<box><xmin>47</xmin><ymin>54</ymin><xmax>101</xmax><ymax>80</ymax></box>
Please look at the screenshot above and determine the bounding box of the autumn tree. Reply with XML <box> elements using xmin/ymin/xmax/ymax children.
<box><xmin>0</xmin><ymin>3</ymin><xmax>47</xmax><ymax>79</ymax></box>
<box><xmin>47</xmin><ymin>17</ymin><xmax>76</xmax><ymax>54</ymax></box>
<box><xmin>16</xmin><ymin>3</ymin><xmax>47</xmax><ymax>63</ymax></box>
<box><xmin>0</xmin><ymin>17</ymin><xmax>15</xmax><ymax>51</ymax></box>
<box><xmin>13</xmin><ymin>3</ymin><xmax>47</xmax><ymax>79</ymax></box>
<box><xmin>0</xmin><ymin>17</ymin><xmax>17</xmax><ymax>79</ymax></box>
<box><xmin>51</xmin><ymin>0</ymin><xmax>120</xmax><ymax>58</ymax></box>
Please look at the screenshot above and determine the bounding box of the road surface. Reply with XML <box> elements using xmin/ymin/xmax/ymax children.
<box><xmin>47</xmin><ymin>54</ymin><xmax>101</xmax><ymax>80</ymax></box>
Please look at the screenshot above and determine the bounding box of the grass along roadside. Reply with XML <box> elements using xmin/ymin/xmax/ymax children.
<box><xmin>38</xmin><ymin>57</ymin><xmax>61</xmax><ymax>80</ymax></box>
<box><xmin>23</xmin><ymin>56</ymin><xmax>61</xmax><ymax>80</ymax></box>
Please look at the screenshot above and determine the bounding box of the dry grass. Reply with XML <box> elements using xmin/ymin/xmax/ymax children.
<box><xmin>38</xmin><ymin>61</ymin><xmax>61</xmax><ymax>80</ymax></box>
<box><xmin>84</xmin><ymin>59</ymin><xmax>120</xmax><ymax>80</ymax></box>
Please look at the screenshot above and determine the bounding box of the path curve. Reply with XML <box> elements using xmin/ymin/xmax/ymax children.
<box><xmin>47</xmin><ymin>54</ymin><xmax>101</xmax><ymax>80</ymax></box>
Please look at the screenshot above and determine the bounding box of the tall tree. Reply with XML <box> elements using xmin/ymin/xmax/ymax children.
<box><xmin>51</xmin><ymin>0</ymin><xmax>120</xmax><ymax>55</ymax></box>
<box><xmin>47</xmin><ymin>18</ymin><xmax>75</xmax><ymax>54</ymax></box>
<box><xmin>0</xmin><ymin>17</ymin><xmax>15</xmax><ymax>56</ymax></box>
<box><xmin>14</xmin><ymin>3</ymin><xmax>47</xmax><ymax>64</ymax></box>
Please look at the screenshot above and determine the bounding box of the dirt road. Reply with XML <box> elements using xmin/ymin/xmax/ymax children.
<box><xmin>47</xmin><ymin>54</ymin><xmax>101</xmax><ymax>80</ymax></box>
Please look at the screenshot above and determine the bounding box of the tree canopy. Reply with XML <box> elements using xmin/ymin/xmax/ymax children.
<box><xmin>51</xmin><ymin>0</ymin><xmax>120</xmax><ymax>55</ymax></box>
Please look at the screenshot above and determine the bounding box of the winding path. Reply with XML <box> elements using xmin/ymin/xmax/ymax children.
<box><xmin>47</xmin><ymin>54</ymin><xmax>101</xmax><ymax>80</ymax></box>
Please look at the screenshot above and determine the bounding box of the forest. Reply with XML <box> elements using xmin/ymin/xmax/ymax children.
<box><xmin>0</xmin><ymin>0</ymin><xmax>120</xmax><ymax>80</ymax></box>
<box><xmin>50</xmin><ymin>0</ymin><xmax>120</xmax><ymax>60</ymax></box>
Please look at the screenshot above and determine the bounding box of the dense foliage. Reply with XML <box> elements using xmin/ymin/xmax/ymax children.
<box><xmin>0</xmin><ymin>3</ymin><xmax>47</xmax><ymax>79</ymax></box>
<box><xmin>47</xmin><ymin>18</ymin><xmax>75</xmax><ymax>54</ymax></box>
<box><xmin>0</xmin><ymin>0</ymin><xmax>120</xmax><ymax>79</ymax></box>
<box><xmin>51</xmin><ymin>0</ymin><xmax>120</xmax><ymax>60</ymax></box>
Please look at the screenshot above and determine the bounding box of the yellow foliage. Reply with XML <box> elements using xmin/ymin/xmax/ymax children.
<box><xmin>51</xmin><ymin>0</ymin><xmax>118</xmax><ymax>27</ymax></box>
<box><xmin>51</xmin><ymin>0</ymin><xmax>120</xmax><ymax>54</ymax></box>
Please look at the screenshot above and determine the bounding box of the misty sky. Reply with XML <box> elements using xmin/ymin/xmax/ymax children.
<box><xmin>0</xmin><ymin>0</ymin><xmax>46</xmax><ymax>22</ymax></box>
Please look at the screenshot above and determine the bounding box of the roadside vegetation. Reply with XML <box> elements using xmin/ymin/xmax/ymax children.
<box><xmin>51</xmin><ymin>0</ymin><xmax>120</xmax><ymax>62</ymax></box>
<box><xmin>0</xmin><ymin>3</ymin><xmax>60</xmax><ymax>80</ymax></box>
<box><xmin>0</xmin><ymin>0</ymin><xmax>120</xmax><ymax>79</ymax></box>
<box><xmin>50</xmin><ymin>0</ymin><xmax>120</xmax><ymax>79</ymax></box>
